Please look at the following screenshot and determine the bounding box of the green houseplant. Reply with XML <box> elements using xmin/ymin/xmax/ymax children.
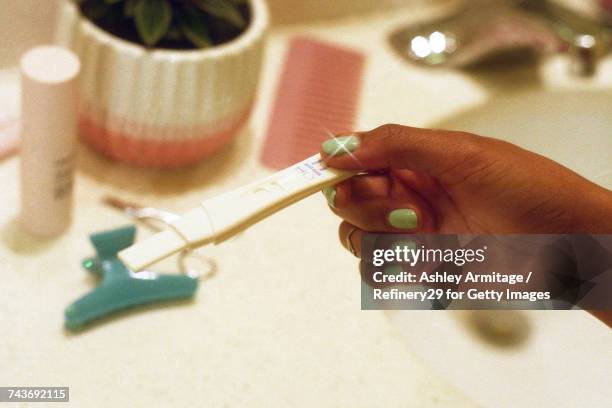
<box><xmin>56</xmin><ymin>0</ymin><xmax>268</xmax><ymax>167</ymax></box>
<box><xmin>77</xmin><ymin>0</ymin><xmax>250</xmax><ymax>49</ymax></box>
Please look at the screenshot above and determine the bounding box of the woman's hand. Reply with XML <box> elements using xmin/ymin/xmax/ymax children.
<box><xmin>319</xmin><ymin>124</ymin><xmax>612</xmax><ymax>257</ymax></box>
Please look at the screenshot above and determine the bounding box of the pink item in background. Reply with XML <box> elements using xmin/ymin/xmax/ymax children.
<box><xmin>0</xmin><ymin>118</ymin><xmax>19</xmax><ymax>159</ymax></box>
<box><xmin>260</xmin><ymin>37</ymin><xmax>365</xmax><ymax>169</ymax></box>
<box><xmin>20</xmin><ymin>46</ymin><xmax>80</xmax><ymax>237</ymax></box>
<box><xmin>0</xmin><ymin>68</ymin><xmax>21</xmax><ymax>160</ymax></box>
<box><xmin>79</xmin><ymin>103</ymin><xmax>253</xmax><ymax>168</ymax></box>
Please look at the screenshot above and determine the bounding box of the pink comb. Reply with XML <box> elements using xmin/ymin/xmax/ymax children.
<box><xmin>261</xmin><ymin>37</ymin><xmax>365</xmax><ymax>169</ymax></box>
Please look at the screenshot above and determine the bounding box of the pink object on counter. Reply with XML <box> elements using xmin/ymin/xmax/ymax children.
<box><xmin>79</xmin><ymin>102</ymin><xmax>253</xmax><ymax>168</ymax></box>
<box><xmin>20</xmin><ymin>46</ymin><xmax>80</xmax><ymax>237</ymax></box>
<box><xmin>260</xmin><ymin>37</ymin><xmax>365</xmax><ymax>169</ymax></box>
<box><xmin>0</xmin><ymin>118</ymin><xmax>19</xmax><ymax>159</ymax></box>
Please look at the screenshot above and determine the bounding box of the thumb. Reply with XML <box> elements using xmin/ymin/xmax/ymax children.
<box><xmin>320</xmin><ymin>124</ymin><xmax>489</xmax><ymax>185</ymax></box>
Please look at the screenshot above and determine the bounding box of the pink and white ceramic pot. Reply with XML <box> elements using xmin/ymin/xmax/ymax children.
<box><xmin>55</xmin><ymin>0</ymin><xmax>268</xmax><ymax>168</ymax></box>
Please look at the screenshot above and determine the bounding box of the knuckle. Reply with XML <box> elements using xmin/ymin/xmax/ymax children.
<box><xmin>457</xmin><ymin>131</ymin><xmax>485</xmax><ymax>154</ymax></box>
<box><xmin>373</xmin><ymin>124</ymin><xmax>411</xmax><ymax>162</ymax></box>
<box><xmin>452</xmin><ymin>131</ymin><xmax>496</xmax><ymax>164</ymax></box>
<box><xmin>436</xmin><ymin>132</ymin><xmax>500</xmax><ymax>187</ymax></box>
<box><xmin>377</xmin><ymin>123</ymin><xmax>406</xmax><ymax>141</ymax></box>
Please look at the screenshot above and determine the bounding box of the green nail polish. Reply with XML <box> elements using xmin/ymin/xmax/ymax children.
<box><xmin>322</xmin><ymin>186</ymin><xmax>336</xmax><ymax>208</ymax></box>
<box><xmin>384</xmin><ymin>264</ymin><xmax>404</xmax><ymax>275</ymax></box>
<box><xmin>388</xmin><ymin>209</ymin><xmax>418</xmax><ymax>230</ymax></box>
<box><xmin>321</xmin><ymin>135</ymin><xmax>359</xmax><ymax>157</ymax></box>
<box><xmin>392</xmin><ymin>239</ymin><xmax>417</xmax><ymax>252</ymax></box>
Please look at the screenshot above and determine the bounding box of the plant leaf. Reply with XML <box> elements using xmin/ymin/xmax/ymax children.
<box><xmin>179</xmin><ymin>7</ymin><xmax>212</xmax><ymax>48</ymax></box>
<box><xmin>81</xmin><ymin>0</ymin><xmax>111</xmax><ymax>20</ymax></box>
<box><xmin>135</xmin><ymin>0</ymin><xmax>172</xmax><ymax>46</ymax></box>
<box><xmin>192</xmin><ymin>0</ymin><xmax>246</xmax><ymax>29</ymax></box>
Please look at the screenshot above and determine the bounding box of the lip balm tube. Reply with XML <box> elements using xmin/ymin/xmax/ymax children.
<box><xmin>19</xmin><ymin>46</ymin><xmax>80</xmax><ymax>237</ymax></box>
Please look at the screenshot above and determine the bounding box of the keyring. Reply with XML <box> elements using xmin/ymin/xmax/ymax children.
<box><xmin>177</xmin><ymin>249</ymin><xmax>217</xmax><ymax>280</ymax></box>
<box><xmin>346</xmin><ymin>226</ymin><xmax>359</xmax><ymax>257</ymax></box>
<box><xmin>104</xmin><ymin>196</ymin><xmax>218</xmax><ymax>279</ymax></box>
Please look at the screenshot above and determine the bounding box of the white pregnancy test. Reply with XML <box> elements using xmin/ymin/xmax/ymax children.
<box><xmin>119</xmin><ymin>154</ymin><xmax>356</xmax><ymax>271</ymax></box>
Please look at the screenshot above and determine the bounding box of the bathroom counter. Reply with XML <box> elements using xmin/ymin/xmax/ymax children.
<box><xmin>1</xmin><ymin>3</ymin><xmax>611</xmax><ymax>407</ymax></box>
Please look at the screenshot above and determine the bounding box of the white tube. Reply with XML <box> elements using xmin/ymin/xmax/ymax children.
<box><xmin>19</xmin><ymin>46</ymin><xmax>80</xmax><ymax>237</ymax></box>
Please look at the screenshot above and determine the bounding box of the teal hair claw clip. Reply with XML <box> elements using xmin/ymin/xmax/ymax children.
<box><xmin>65</xmin><ymin>225</ymin><xmax>201</xmax><ymax>331</ymax></box>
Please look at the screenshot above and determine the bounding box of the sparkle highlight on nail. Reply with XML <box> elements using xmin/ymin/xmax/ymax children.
<box><xmin>321</xmin><ymin>135</ymin><xmax>359</xmax><ymax>157</ymax></box>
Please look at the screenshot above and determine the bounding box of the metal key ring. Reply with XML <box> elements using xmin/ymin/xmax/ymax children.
<box><xmin>177</xmin><ymin>249</ymin><xmax>217</xmax><ymax>280</ymax></box>
<box><xmin>104</xmin><ymin>196</ymin><xmax>218</xmax><ymax>279</ymax></box>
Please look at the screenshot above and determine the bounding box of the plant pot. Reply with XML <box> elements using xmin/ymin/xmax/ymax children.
<box><xmin>55</xmin><ymin>0</ymin><xmax>268</xmax><ymax>168</ymax></box>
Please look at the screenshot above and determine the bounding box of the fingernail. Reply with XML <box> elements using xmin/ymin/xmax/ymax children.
<box><xmin>384</xmin><ymin>264</ymin><xmax>404</xmax><ymax>275</ymax></box>
<box><xmin>321</xmin><ymin>135</ymin><xmax>359</xmax><ymax>157</ymax></box>
<box><xmin>388</xmin><ymin>209</ymin><xmax>418</xmax><ymax>230</ymax></box>
<box><xmin>322</xmin><ymin>186</ymin><xmax>336</xmax><ymax>208</ymax></box>
<box><xmin>391</xmin><ymin>239</ymin><xmax>416</xmax><ymax>252</ymax></box>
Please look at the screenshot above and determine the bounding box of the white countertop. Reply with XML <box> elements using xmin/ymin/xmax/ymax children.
<box><xmin>1</xmin><ymin>3</ymin><xmax>611</xmax><ymax>407</ymax></box>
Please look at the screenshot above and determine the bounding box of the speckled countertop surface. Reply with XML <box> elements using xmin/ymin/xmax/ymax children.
<box><xmin>1</xmin><ymin>2</ymin><xmax>611</xmax><ymax>407</ymax></box>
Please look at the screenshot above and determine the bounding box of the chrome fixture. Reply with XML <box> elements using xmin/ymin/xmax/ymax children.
<box><xmin>389</xmin><ymin>0</ymin><xmax>612</xmax><ymax>77</ymax></box>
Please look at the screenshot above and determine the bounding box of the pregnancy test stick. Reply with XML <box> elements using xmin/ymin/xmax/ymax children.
<box><xmin>119</xmin><ymin>154</ymin><xmax>355</xmax><ymax>271</ymax></box>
